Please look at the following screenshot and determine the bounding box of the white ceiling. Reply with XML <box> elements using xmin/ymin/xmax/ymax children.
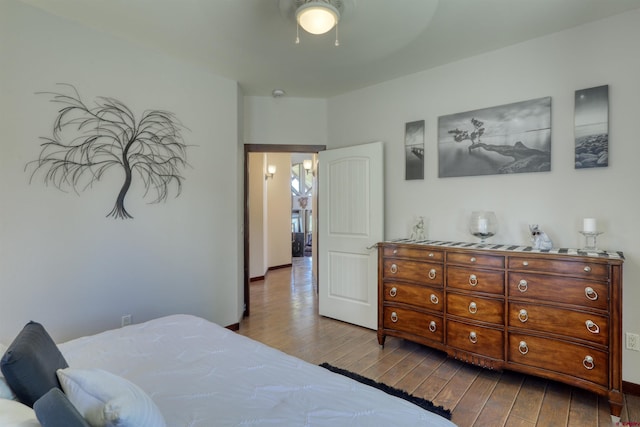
<box><xmin>20</xmin><ymin>0</ymin><xmax>640</xmax><ymax>98</ymax></box>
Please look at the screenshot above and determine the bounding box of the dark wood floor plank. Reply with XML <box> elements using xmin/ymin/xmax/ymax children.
<box><xmin>508</xmin><ymin>375</ymin><xmax>546</xmax><ymax>424</ymax></box>
<box><xmin>435</xmin><ymin>363</ymin><xmax>481</xmax><ymax>410</ymax></box>
<box><xmin>472</xmin><ymin>370</ymin><xmax>524</xmax><ymax>427</ymax></box>
<box><xmin>238</xmin><ymin>258</ymin><xmax>640</xmax><ymax>427</ymax></box>
<box><xmin>536</xmin><ymin>381</ymin><xmax>572</xmax><ymax>427</ymax></box>
<box><xmin>392</xmin><ymin>351</ymin><xmax>448</xmax><ymax>394</ymax></box>
<box><xmin>567</xmin><ymin>387</ymin><xmax>598</xmax><ymax>427</ymax></box>
<box><xmin>449</xmin><ymin>370</ymin><xmax>501</xmax><ymax>427</ymax></box>
<box><xmin>624</xmin><ymin>393</ymin><xmax>640</xmax><ymax>424</ymax></box>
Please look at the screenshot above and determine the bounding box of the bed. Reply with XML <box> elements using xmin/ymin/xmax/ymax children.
<box><xmin>1</xmin><ymin>314</ymin><xmax>455</xmax><ymax>426</ymax></box>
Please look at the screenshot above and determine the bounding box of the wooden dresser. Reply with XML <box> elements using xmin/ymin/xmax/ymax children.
<box><xmin>377</xmin><ymin>240</ymin><xmax>624</xmax><ymax>416</ymax></box>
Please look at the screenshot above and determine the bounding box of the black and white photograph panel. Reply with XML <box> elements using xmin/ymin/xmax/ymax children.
<box><xmin>438</xmin><ymin>97</ymin><xmax>551</xmax><ymax>178</ymax></box>
<box><xmin>405</xmin><ymin>120</ymin><xmax>425</xmax><ymax>180</ymax></box>
<box><xmin>575</xmin><ymin>85</ymin><xmax>609</xmax><ymax>169</ymax></box>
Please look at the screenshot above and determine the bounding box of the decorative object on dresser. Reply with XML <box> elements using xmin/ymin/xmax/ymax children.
<box><xmin>468</xmin><ymin>211</ymin><xmax>497</xmax><ymax>243</ymax></box>
<box><xmin>529</xmin><ymin>224</ymin><xmax>553</xmax><ymax>250</ymax></box>
<box><xmin>377</xmin><ymin>240</ymin><xmax>624</xmax><ymax>418</ymax></box>
<box><xmin>580</xmin><ymin>217</ymin><xmax>603</xmax><ymax>251</ymax></box>
<box><xmin>410</xmin><ymin>216</ymin><xmax>426</xmax><ymax>241</ymax></box>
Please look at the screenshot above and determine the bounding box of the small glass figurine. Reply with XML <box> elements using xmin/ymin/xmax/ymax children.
<box><xmin>469</xmin><ymin>211</ymin><xmax>497</xmax><ymax>243</ymax></box>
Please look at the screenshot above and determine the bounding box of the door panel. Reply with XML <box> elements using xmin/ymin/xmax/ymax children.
<box><xmin>318</xmin><ymin>142</ymin><xmax>384</xmax><ymax>329</ymax></box>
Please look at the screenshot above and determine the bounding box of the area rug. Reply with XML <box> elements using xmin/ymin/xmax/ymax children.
<box><xmin>319</xmin><ymin>362</ymin><xmax>452</xmax><ymax>420</ymax></box>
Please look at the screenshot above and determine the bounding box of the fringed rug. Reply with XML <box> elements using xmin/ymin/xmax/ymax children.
<box><xmin>319</xmin><ymin>362</ymin><xmax>452</xmax><ymax>420</ymax></box>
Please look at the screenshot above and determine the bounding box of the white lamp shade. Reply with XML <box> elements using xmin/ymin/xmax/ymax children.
<box><xmin>303</xmin><ymin>159</ymin><xmax>313</xmax><ymax>170</ymax></box>
<box><xmin>267</xmin><ymin>164</ymin><xmax>277</xmax><ymax>174</ymax></box>
<box><xmin>297</xmin><ymin>2</ymin><xmax>339</xmax><ymax>35</ymax></box>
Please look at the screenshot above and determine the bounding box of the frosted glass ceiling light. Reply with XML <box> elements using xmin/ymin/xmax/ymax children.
<box><xmin>297</xmin><ymin>1</ymin><xmax>339</xmax><ymax>34</ymax></box>
<box><xmin>295</xmin><ymin>0</ymin><xmax>341</xmax><ymax>46</ymax></box>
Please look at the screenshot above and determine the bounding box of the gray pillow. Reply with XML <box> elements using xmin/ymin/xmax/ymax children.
<box><xmin>34</xmin><ymin>388</ymin><xmax>91</xmax><ymax>427</ymax></box>
<box><xmin>0</xmin><ymin>321</ymin><xmax>69</xmax><ymax>407</ymax></box>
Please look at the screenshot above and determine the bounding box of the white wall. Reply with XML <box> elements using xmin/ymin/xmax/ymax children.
<box><xmin>249</xmin><ymin>153</ymin><xmax>267</xmax><ymax>278</ymax></box>
<box><xmin>0</xmin><ymin>1</ymin><xmax>242</xmax><ymax>342</ymax></box>
<box><xmin>266</xmin><ymin>153</ymin><xmax>293</xmax><ymax>268</ymax></box>
<box><xmin>244</xmin><ymin>96</ymin><xmax>328</xmax><ymax>146</ymax></box>
<box><xmin>327</xmin><ymin>10</ymin><xmax>640</xmax><ymax>384</ymax></box>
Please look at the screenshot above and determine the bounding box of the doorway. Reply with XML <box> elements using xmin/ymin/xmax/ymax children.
<box><xmin>243</xmin><ymin>144</ymin><xmax>326</xmax><ymax>317</ymax></box>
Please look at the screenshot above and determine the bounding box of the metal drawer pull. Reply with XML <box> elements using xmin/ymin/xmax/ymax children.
<box><xmin>522</xmin><ymin>261</ymin><xmax>529</xmax><ymax>266</ymax></box>
<box><xmin>390</xmin><ymin>312</ymin><xmax>398</xmax><ymax>323</ymax></box>
<box><xmin>469</xmin><ymin>331</ymin><xmax>477</xmax><ymax>344</ymax></box>
<box><xmin>389</xmin><ymin>287</ymin><xmax>397</xmax><ymax>297</ymax></box>
<box><xmin>429</xmin><ymin>321</ymin><xmax>437</xmax><ymax>332</ymax></box>
<box><xmin>518</xmin><ymin>279</ymin><xmax>528</xmax><ymax>292</ymax></box>
<box><xmin>468</xmin><ymin>302</ymin><xmax>478</xmax><ymax>314</ymax></box>
<box><xmin>428</xmin><ymin>252</ymin><xmax>435</xmax><ymax>258</ymax></box>
<box><xmin>518</xmin><ymin>309</ymin><xmax>528</xmax><ymax>322</ymax></box>
<box><xmin>519</xmin><ymin>341</ymin><xmax>529</xmax><ymax>355</ymax></box>
<box><xmin>583</xmin><ymin>355</ymin><xmax>595</xmax><ymax>370</ymax></box>
<box><xmin>469</xmin><ymin>274</ymin><xmax>478</xmax><ymax>286</ymax></box>
<box><xmin>430</xmin><ymin>294</ymin><xmax>439</xmax><ymax>305</ymax></box>
<box><xmin>585</xmin><ymin>320</ymin><xmax>600</xmax><ymax>334</ymax></box>
<box><xmin>390</xmin><ymin>263</ymin><xmax>398</xmax><ymax>274</ymax></box>
<box><xmin>428</xmin><ymin>269</ymin><xmax>437</xmax><ymax>280</ymax></box>
<box><xmin>393</xmin><ymin>249</ymin><xmax>398</xmax><ymax>254</ymax></box>
<box><xmin>584</xmin><ymin>287</ymin><xmax>598</xmax><ymax>301</ymax></box>
<box><xmin>470</xmin><ymin>257</ymin><xmax>477</xmax><ymax>263</ymax></box>
<box><xmin>583</xmin><ymin>266</ymin><xmax>591</xmax><ymax>273</ymax></box>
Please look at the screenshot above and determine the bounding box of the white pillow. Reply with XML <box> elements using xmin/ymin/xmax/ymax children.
<box><xmin>0</xmin><ymin>343</ymin><xmax>17</xmax><ymax>400</ymax></box>
<box><xmin>56</xmin><ymin>368</ymin><xmax>166</xmax><ymax>427</ymax></box>
<box><xmin>0</xmin><ymin>398</ymin><xmax>41</xmax><ymax>427</ymax></box>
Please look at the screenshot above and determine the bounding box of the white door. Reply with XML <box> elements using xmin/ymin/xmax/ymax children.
<box><xmin>318</xmin><ymin>141</ymin><xmax>384</xmax><ymax>330</ymax></box>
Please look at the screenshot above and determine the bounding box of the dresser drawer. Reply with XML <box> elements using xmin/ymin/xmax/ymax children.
<box><xmin>508</xmin><ymin>334</ymin><xmax>608</xmax><ymax>387</ymax></box>
<box><xmin>383</xmin><ymin>245</ymin><xmax>444</xmax><ymax>261</ymax></box>
<box><xmin>447</xmin><ymin>293</ymin><xmax>504</xmax><ymax>324</ymax></box>
<box><xmin>446</xmin><ymin>319</ymin><xmax>504</xmax><ymax>360</ymax></box>
<box><xmin>447</xmin><ymin>266</ymin><xmax>505</xmax><ymax>294</ymax></box>
<box><xmin>508</xmin><ymin>256</ymin><xmax>608</xmax><ymax>279</ymax></box>
<box><xmin>383</xmin><ymin>306</ymin><xmax>443</xmax><ymax>343</ymax></box>
<box><xmin>447</xmin><ymin>251</ymin><xmax>505</xmax><ymax>268</ymax></box>
<box><xmin>383</xmin><ymin>282</ymin><xmax>443</xmax><ymax>312</ymax></box>
<box><xmin>383</xmin><ymin>259</ymin><xmax>443</xmax><ymax>285</ymax></box>
<box><xmin>508</xmin><ymin>273</ymin><xmax>608</xmax><ymax>310</ymax></box>
<box><xmin>508</xmin><ymin>303</ymin><xmax>609</xmax><ymax>346</ymax></box>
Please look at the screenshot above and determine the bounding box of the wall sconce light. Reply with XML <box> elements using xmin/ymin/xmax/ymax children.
<box><xmin>265</xmin><ymin>164</ymin><xmax>276</xmax><ymax>180</ymax></box>
<box><xmin>303</xmin><ymin>159</ymin><xmax>315</xmax><ymax>177</ymax></box>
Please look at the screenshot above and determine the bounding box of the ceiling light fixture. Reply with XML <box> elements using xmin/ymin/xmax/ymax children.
<box><xmin>295</xmin><ymin>0</ymin><xmax>342</xmax><ymax>46</ymax></box>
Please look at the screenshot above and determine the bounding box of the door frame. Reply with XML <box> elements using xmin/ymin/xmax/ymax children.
<box><xmin>243</xmin><ymin>144</ymin><xmax>326</xmax><ymax>317</ymax></box>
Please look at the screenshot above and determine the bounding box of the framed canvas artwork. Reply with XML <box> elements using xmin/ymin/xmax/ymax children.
<box><xmin>438</xmin><ymin>97</ymin><xmax>551</xmax><ymax>178</ymax></box>
<box><xmin>575</xmin><ymin>85</ymin><xmax>609</xmax><ymax>169</ymax></box>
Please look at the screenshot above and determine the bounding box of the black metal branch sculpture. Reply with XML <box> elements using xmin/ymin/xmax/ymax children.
<box><xmin>28</xmin><ymin>84</ymin><xmax>189</xmax><ymax>219</ymax></box>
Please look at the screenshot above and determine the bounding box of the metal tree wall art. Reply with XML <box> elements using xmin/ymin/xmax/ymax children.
<box><xmin>28</xmin><ymin>84</ymin><xmax>190</xmax><ymax>219</ymax></box>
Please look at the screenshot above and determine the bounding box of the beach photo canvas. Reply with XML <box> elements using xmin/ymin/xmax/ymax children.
<box><xmin>405</xmin><ymin>120</ymin><xmax>425</xmax><ymax>180</ymax></box>
<box><xmin>575</xmin><ymin>85</ymin><xmax>609</xmax><ymax>169</ymax></box>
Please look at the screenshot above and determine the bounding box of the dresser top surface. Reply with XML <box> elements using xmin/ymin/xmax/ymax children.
<box><xmin>386</xmin><ymin>239</ymin><xmax>624</xmax><ymax>260</ymax></box>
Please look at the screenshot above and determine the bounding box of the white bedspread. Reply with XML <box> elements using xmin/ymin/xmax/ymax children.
<box><xmin>59</xmin><ymin>314</ymin><xmax>455</xmax><ymax>427</ymax></box>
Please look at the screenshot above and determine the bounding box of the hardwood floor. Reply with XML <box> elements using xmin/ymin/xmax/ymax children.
<box><xmin>239</xmin><ymin>257</ymin><xmax>640</xmax><ymax>426</ymax></box>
